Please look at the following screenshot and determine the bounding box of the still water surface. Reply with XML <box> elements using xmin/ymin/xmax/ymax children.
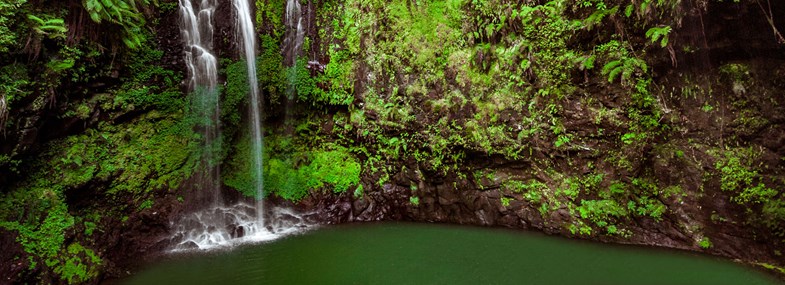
<box><xmin>123</xmin><ymin>222</ymin><xmax>781</xmax><ymax>285</ymax></box>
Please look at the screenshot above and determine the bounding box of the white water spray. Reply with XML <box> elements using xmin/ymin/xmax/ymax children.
<box><xmin>172</xmin><ymin>205</ymin><xmax>315</xmax><ymax>250</ymax></box>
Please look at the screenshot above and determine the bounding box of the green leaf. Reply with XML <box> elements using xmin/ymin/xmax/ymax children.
<box><xmin>26</xmin><ymin>14</ymin><xmax>45</xmax><ymax>25</ymax></box>
<box><xmin>624</xmin><ymin>4</ymin><xmax>634</xmax><ymax>17</ymax></box>
<box><xmin>645</xmin><ymin>26</ymin><xmax>672</xmax><ymax>48</ymax></box>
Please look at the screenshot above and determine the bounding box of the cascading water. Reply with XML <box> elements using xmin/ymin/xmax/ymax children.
<box><xmin>283</xmin><ymin>0</ymin><xmax>305</xmax><ymax>66</ymax></box>
<box><xmin>173</xmin><ymin>0</ymin><xmax>234</xmax><ymax>250</ymax></box>
<box><xmin>232</xmin><ymin>0</ymin><xmax>266</xmax><ymax>229</ymax></box>
<box><xmin>180</xmin><ymin>0</ymin><xmax>220</xmax><ymax>207</ymax></box>
<box><xmin>171</xmin><ymin>0</ymin><xmax>313</xmax><ymax>251</ymax></box>
<box><xmin>180</xmin><ymin>0</ymin><xmax>218</xmax><ymax>91</ymax></box>
<box><xmin>174</xmin><ymin>205</ymin><xmax>313</xmax><ymax>251</ymax></box>
<box><xmin>282</xmin><ymin>0</ymin><xmax>304</xmax><ymax>134</ymax></box>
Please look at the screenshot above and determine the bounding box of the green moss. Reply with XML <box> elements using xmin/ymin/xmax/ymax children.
<box><xmin>255</xmin><ymin>0</ymin><xmax>285</xmax><ymax>40</ymax></box>
<box><xmin>224</xmin><ymin>133</ymin><xmax>361</xmax><ymax>202</ymax></box>
<box><xmin>698</xmin><ymin>236</ymin><xmax>713</xmax><ymax>249</ymax></box>
<box><xmin>43</xmin><ymin>114</ymin><xmax>200</xmax><ymax>196</ymax></box>
<box><xmin>110</xmin><ymin>43</ymin><xmax>183</xmax><ymax>112</ymax></box>
<box><xmin>83</xmin><ymin>222</ymin><xmax>96</xmax><ymax>236</ymax></box>
<box><xmin>1</xmin><ymin>100</ymin><xmax>198</xmax><ymax>282</ymax></box>
<box><xmin>138</xmin><ymin>199</ymin><xmax>154</xmax><ymax>210</ymax></box>
<box><xmin>719</xmin><ymin>63</ymin><xmax>751</xmax><ymax>84</ymax></box>
<box><xmin>295</xmin><ymin>53</ymin><xmax>355</xmax><ymax>106</ymax></box>
<box><xmin>558</xmin><ymin>177</ymin><xmax>582</xmax><ymax>200</ymax></box>
<box><xmin>504</xmin><ymin>179</ymin><xmax>549</xmax><ymax>203</ymax></box>
<box><xmin>53</xmin><ymin>243</ymin><xmax>102</xmax><ymax>284</ymax></box>
<box><xmin>410</xmin><ymin>196</ymin><xmax>421</xmax><ymax>206</ymax></box>
<box><xmin>0</xmin><ymin>202</ymin><xmax>72</xmax><ymax>269</ymax></box>
<box><xmin>711</xmin><ymin>147</ymin><xmax>785</xmax><ymax>240</ymax></box>
<box><xmin>0</xmin><ymin>202</ymin><xmax>101</xmax><ymax>283</ymax></box>
<box><xmin>757</xmin><ymin>263</ymin><xmax>785</xmax><ymax>275</ymax></box>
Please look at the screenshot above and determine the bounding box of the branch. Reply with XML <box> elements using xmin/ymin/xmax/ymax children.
<box><xmin>756</xmin><ymin>0</ymin><xmax>785</xmax><ymax>44</ymax></box>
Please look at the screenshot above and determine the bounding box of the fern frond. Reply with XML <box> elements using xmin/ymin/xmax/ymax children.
<box><xmin>39</xmin><ymin>25</ymin><xmax>67</xmax><ymax>33</ymax></box>
<box><xmin>27</xmin><ymin>14</ymin><xmax>68</xmax><ymax>38</ymax></box>
<box><xmin>26</xmin><ymin>14</ymin><xmax>45</xmax><ymax>25</ymax></box>
<box><xmin>583</xmin><ymin>5</ymin><xmax>619</xmax><ymax>30</ymax></box>
<box><xmin>45</xmin><ymin>18</ymin><xmax>65</xmax><ymax>25</ymax></box>
<box><xmin>601</xmin><ymin>60</ymin><xmax>622</xmax><ymax>75</ymax></box>
<box><xmin>645</xmin><ymin>26</ymin><xmax>672</xmax><ymax>47</ymax></box>
<box><xmin>82</xmin><ymin>0</ymin><xmax>149</xmax><ymax>49</ymax></box>
<box><xmin>607</xmin><ymin>65</ymin><xmax>622</xmax><ymax>83</ymax></box>
<box><xmin>624</xmin><ymin>4</ymin><xmax>634</xmax><ymax>17</ymax></box>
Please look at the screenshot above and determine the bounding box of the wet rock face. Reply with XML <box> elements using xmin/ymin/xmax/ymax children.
<box><xmin>0</xmin><ymin>229</ymin><xmax>32</xmax><ymax>283</ymax></box>
<box><xmin>97</xmin><ymin>193</ymin><xmax>185</xmax><ymax>281</ymax></box>
<box><xmin>291</xmin><ymin>152</ymin><xmax>782</xmax><ymax>275</ymax></box>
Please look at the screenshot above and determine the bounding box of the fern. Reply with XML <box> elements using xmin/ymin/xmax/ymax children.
<box><xmin>638</xmin><ymin>0</ymin><xmax>652</xmax><ymax>15</ymax></box>
<box><xmin>27</xmin><ymin>15</ymin><xmax>67</xmax><ymax>39</ymax></box>
<box><xmin>601</xmin><ymin>57</ymin><xmax>647</xmax><ymax>85</ymax></box>
<box><xmin>624</xmin><ymin>4</ymin><xmax>634</xmax><ymax>17</ymax></box>
<box><xmin>602</xmin><ymin>60</ymin><xmax>622</xmax><ymax>82</ymax></box>
<box><xmin>645</xmin><ymin>26</ymin><xmax>671</xmax><ymax>47</ymax></box>
<box><xmin>583</xmin><ymin>5</ymin><xmax>618</xmax><ymax>30</ymax></box>
<box><xmin>574</xmin><ymin>55</ymin><xmax>595</xmax><ymax>70</ymax></box>
<box><xmin>82</xmin><ymin>0</ymin><xmax>150</xmax><ymax>48</ymax></box>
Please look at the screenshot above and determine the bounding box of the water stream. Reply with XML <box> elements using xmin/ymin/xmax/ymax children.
<box><xmin>179</xmin><ymin>0</ymin><xmax>217</xmax><ymax>90</ymax></box>
<box><xmin>283</xmin><ymin>0</ymin><xmax>304</xmax><ymax>67</ymax></box>
<box><xmin>232</xmin><ymin>0</ymin><xmax>266</xmax><ymax>228</ymax></box>
<box><xmin>175</xmin><ymin>0</ymin><xmax>231</xmax><ymax>248</ymax></box>
<box><xmin>281</xmin><ymin>0</ymin><xmax>304</xmax><ymax>137</ymax></box>
<box><xmin>179</xmin><ymin>0</ymin><xmax>220</xmax><ymax>206</ymax></box>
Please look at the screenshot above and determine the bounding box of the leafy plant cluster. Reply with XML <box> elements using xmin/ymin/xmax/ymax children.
<box><xmin>0</xmin><ymin>198</ymin><xmax>100</xmax><ymax>283</ymax></box>
<box><xmin>83</xmin><ymin>0</ymin><xmax>152</xmax><ymax>48</ymax></box>
<box><xmin>501</xmin><ymin>170</ymin><xmax>679</xmax><ymax>237</ymax></box>
<box><xmin>107</xmin><ymin>40</ymin><xmax>184</xmax><ymax>113</ymax></box>
<box><xmin>0</xmin><ymin>0</ymin><xmax>160</xmax><ymax>133</ymax></box>
<box><xmin>223</xmin><ymin>132</ymin><xmax>361</xmax><ymax>202</ymax></box>
<box><xmin>714</xmin><ymin>147</ymin><xmax>784</xmax><ymax>239</ymax></box>
<box><xmin>0</xmin><ymin>0</ymin><xmax>27</xmax><ymax>53</ymax></box>
<box><xmin>0</xmin><ymin>105</ymin><xmax>200</xmax><ymax>280</ymax></box>
<box><xmin>313</xmin><ymin>0</ymin><xmax>676</xmax><ymax>176</ymax></box>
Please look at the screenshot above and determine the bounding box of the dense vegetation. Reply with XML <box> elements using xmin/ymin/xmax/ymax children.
<box><xmin>0</xmin><ymin>0</ymin><xmax>783</xmax><ymax>283</ymax></box>
<box><xmin>0</xmin><ymin>1</ymin><xmax>200</xmax><ymax>282</ymax></box>
<box><xmin>255</xmin><ymin>0</ymin><xmax>784</xmax><ymax>240</ymax></box>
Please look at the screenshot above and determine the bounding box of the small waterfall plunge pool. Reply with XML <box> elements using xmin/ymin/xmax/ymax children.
<box><xmin>120</xmin><ymin>222</ymin><xmax>781</xmax><ymax>284</ymax></box>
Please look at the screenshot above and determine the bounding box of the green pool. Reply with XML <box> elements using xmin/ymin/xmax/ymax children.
<box><xmin>121</xmin><ymin>222</ymin><xmax>781</xmax><ymax>285</ymax></box>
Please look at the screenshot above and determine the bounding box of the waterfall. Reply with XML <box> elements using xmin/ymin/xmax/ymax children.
<box><xmin>171</xmin><ymin>0</ymin><xmax>313</xmax><ymax>251</ymax></box>
<box><xmin>282</xmin><ymin>0</ymin><xmax>304</xmax><ymax>137</ymax></box>
<box><xmin>283</xmin><ymin>0</ymin><xmax>305</xmax><ymax>66</ymax></box>
<box><xmin>179</xmin><ymin>0</ymin><xmax>221</xmax><ymax>207</ymax></box>
<box><xmin>174</xmin><ymin>0</ymin><xmax>234</xmax><ymax>250</ymax></box>
<box><xmin>180</xmin><ymin>0</ymin><xmax>217</xmax><ymax>90</ymax></box>
<box><xmin>232</xmin><ymin>0</ymin><xmax>265</xmax><ymax>227</ymax></box>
